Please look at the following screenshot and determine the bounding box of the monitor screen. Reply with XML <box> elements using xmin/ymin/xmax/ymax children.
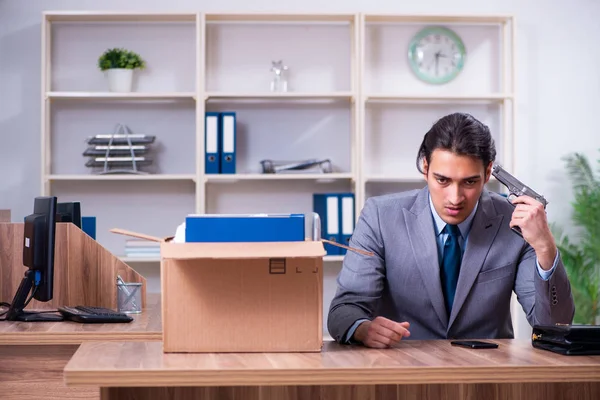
<box><xmin>22</xmin><ymin>196</ymin><xmax>57</xmax><ymax>302</ymax></box>
<box><xmin>5</xmin><ymin>196</ymin><xmax>61</xmax><ymax>321</ymax></box>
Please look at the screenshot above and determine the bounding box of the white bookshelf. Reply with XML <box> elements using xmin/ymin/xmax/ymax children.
<box><xmin>365</xmin><ymin>94</ymin><xmax>512</xmax><ymax>102</ymax></box>
<box><xmin>205</xmin><ymin>173</ymin><xmax>354</xmax><ymax>182</ymax></box>
<box><xmin>205</xmin><ymin>92</ymin><xmax>354</xmax><ymax>100</ymax></box>
<box><xmin>41</xmin><ymin>10</ymin><xmax>516</xmax><ymax>338</ymax></box>
<box><xmin>40</xmin><ymin>9</ymin><xmax>515</xmax><ymax>249</ymax></box>
<box><xmin>40</xmin><ymin>10</ymin><xmax>514</xmax><ymax>246</ymax></box>
<box><xmin>47</xmin><ymin>91</ymin><xmax>196</xmax><ymax>100</ymax></box>
<box><xmin>48</xmin><ymin>174</ymin><xmax>197</xmax><ymax>181</ymax></box>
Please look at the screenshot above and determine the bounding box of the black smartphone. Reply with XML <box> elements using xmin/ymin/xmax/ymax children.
<box><xmin>451</xmin><ymin>340</ymin><xmax>498</xmax><ymax>349</ymax></box>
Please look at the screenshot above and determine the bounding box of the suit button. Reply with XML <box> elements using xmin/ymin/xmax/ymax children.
<box><xmin>552</xmin><ymin>299</ymin><xmax>558</xmax><ymax>305</ymax></box>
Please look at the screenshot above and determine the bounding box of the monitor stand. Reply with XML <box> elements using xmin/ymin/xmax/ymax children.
<box><xmin>5</xmin><ymin>270</ymin><xmax>64</xmax><ymax>322</ymax></box>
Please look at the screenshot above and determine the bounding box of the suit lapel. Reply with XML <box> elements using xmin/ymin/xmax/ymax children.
<box><xmin>447</xmin><ymin>191</ymin><xmax>503</xmax><ymax>330</ymax></box>
<box><xmin>404</xmin><ymin>188</ymin><xmax>448</xmax><ymax>328</ymax></box>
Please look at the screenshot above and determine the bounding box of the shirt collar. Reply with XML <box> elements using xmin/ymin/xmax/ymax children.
<box><xmin>428</xmin><ymin>194</ymin><xmax>478</xmax><ymax>238</ymax></box>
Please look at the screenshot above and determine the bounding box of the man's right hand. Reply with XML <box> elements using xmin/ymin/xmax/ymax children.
<box><xmin>353</xmin><ymin>317</ymin><xmax>411</xmax><ymax>348</ymax></box>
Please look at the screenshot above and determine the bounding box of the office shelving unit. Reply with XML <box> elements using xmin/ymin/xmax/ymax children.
<box><xmin>40</xmin><ymin>10</ymin><xmax>515</xmax><ymax>260</ymax></box>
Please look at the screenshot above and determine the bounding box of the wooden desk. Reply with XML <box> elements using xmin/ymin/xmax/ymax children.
<box><xmin>0</xmin><ymin>294</ymin><xmax>161</xmax><ymax>400</ymax></box>
<box><xmin>64</xmin><ymin>339</ymin><xmax>600</xmax><ymax>400</ymax></box>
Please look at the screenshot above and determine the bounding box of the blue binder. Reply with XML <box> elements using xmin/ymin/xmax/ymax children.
<box><xmin>313</xmin><ymin>194</ymin><xmax>341</xmax><ymax>255</ymax></box>
<box><xmin>81</xmin><ymin>216</ymin><xmax>96</xmax><ymax>240</ymax></box>
<box><xmin>185</xmin><ymin>214</ymin><xmax>305</xmax><ymax>243</ymax></box>
<box><xmin>220</xmin><ymin>112</ymin><xmax>236</xmax><ymax>174</ymax></box>
<box><xmin>338</xmin><ymin>193</ymin><xmax>355</xmax><ymax>255</ymax></box>
<box><xmin>205</xmin><ymin>112</ymin><xmax>221</xmax><ymax>174</ymax></box>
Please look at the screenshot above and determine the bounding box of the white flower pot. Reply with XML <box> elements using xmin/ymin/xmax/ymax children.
<box><xmin>106</xmin><ymin>68</ymin><xmax>134</xmax><ymax>92</ymax></box>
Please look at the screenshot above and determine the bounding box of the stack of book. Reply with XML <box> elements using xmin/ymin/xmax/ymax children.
<box><xmin>124</xmin><ymin>239</ymin><xmax>161</xmax><ymax>259</ymax></box>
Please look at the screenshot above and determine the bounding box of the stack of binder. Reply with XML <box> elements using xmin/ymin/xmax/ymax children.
<box><xmin>313</xmin><ymin>193</ymin><xmax>355</xmax><ymax>256</ymax></box>
<box><xmin>205</xmin><ymin>111</ymin><xmax>236</xmax><ymax>174</ymax></box>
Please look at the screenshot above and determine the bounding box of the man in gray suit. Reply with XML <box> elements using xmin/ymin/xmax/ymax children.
<box><xmin>328</xmin><ymin>113</ymin><xmax>574</xmax><ymax>348</ymax></box>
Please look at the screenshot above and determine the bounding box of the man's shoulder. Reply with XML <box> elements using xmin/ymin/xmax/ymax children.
<box><xmin>366</xmin><ymin>187</ymin><xmax>425</xmax><ymax>211</ymax></box>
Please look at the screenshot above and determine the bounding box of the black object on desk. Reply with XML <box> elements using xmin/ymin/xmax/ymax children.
<box><xmin>532</xmin><ymin>324</ymin><xmax>600</xmax><ymax>355</ymax></box>
<box><xmin>451</xmin><ymin>340</ymin><xmax>499</xmax><ymax>349</ymax></box>
<box><xmin>58</xmin><ymin>306</ymin><xmax>133</xmax><ymax>323</ymax></box>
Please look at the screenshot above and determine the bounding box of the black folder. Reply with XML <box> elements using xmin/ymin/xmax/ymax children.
<box><xmin>532</xmin><ymin>324</ymin><xmax>600</xmax><ymax>355</ymax></box>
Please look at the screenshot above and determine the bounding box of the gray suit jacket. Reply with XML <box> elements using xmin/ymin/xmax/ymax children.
<box><xmin>328</xmin><ymin>187</ymin><xmax>575</xmax><ymax>342</ymax></box>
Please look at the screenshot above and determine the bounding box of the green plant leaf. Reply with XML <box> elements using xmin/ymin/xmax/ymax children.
<box><xmin>97</xmin><ymin>48</ymin><xmax>146</xmax><ymax>71</ymax></box>
<box><xmin>555</xmin><ymin>150</ymin><xmax>600</xmax><ymax>324</ymax></box>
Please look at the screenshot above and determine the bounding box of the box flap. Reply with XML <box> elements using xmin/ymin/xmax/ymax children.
<box><xmin>110</xmin><ymin>228</ymin><xmax>165</xmax><ymax>243</ymax></box>
<box><xmin>161</xmin><ymin>241</ymin><xmax>326</xmax><ymax>260</ymax></box>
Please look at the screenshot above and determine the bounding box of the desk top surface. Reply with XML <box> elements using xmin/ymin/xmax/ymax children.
<box><xmin>64</xmin><ymin>339</ymin><xmax>600</xmax><ymax>387</ymax></box>
<box><xmin>0</xmin><ymin>294</ymin><xmax>162</xmax><ymax>345</ymax></box>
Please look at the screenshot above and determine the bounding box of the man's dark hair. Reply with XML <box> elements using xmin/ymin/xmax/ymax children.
<box><xmin>416</xmin><ymin>112</ymin><xmax>496</xmax><ymax>174</ymax></box>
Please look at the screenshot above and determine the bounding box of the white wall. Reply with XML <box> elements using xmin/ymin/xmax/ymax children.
<box><xmin>1</xmin><ymin>0</ymin><xmax>599</xmax><ymax>339</ymax></box>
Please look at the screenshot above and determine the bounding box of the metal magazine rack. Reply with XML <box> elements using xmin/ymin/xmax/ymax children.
<box><xmin>84</xmin><ymin>124</ymin><xmax>155</xmax><ymax>175</ymax></box>
<box><xmin>260</xmin><ymin>159</ymin><xmax>333</xmax><ymax>174</ymax></box>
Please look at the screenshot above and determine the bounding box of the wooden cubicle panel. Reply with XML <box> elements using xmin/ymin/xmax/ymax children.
<box><xmin>0</xmin><ymin>210</ymin><xmax>10</xmax><ymax>222</ymax></box>
<box><xmin>0</xmin><ymin>223</ymin><xmax>146</xmax><ymax>310</ymax></box>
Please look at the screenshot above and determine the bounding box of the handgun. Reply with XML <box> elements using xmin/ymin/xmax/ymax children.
<box><xmin>491</xmin><ymin>164</ymin><xmax>548</xmax><ymax>236</ymax></box>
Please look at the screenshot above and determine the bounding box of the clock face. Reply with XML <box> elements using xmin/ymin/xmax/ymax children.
<box><xmin>408</xmin><ymin>26</ymin><xmax>466</xmax><ymax>84</ymax></box>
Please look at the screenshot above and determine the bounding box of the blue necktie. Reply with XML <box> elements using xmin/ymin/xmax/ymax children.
<box><xmin>441</xmin><ymin>224</ymin><xmax>462</xmax><ymax>314</ymax></box>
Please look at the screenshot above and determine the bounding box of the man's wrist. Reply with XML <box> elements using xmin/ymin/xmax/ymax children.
<box><xmin>353</xmin><ymin>320</ymin><xmax>370</xmax><ymax>343</ymax></box>
<box><xmin>535</xmin><ymin>245</ymin><xmax>558</xmax><ymax>271</ymax></box>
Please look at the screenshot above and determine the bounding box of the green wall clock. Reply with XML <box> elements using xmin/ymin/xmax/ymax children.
<box><xmin>408</xmin><ymin>26</ymin><xmax>466</xmax><ymax>84</ymax></box>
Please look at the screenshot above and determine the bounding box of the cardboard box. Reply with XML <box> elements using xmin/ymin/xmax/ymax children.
<box><xmin>113</xmin><ymin>229</ymin><xmax>326</xmax><ymax>353</ymax></box>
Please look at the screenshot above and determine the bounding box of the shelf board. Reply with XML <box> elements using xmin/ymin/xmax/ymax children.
<box><xmin>365</xmin><ymin>14</ymin><xmax>512</xmax><ymax>24</ymax></box>
<box><xmin>324</xmin><ymin>255</ymin><xmax>345</xmax><ymax>262</ymax></box>
<box><xmin>205</xmin><ymin>92</ymin><xmax>354</xmax><ymax>101</ymax></box>
<box><xmin>44</xmin><ymin>11</ymin><xmax>197</xmax><ymax>22</ymax></box>
<box><xmin>47</xmin><ymin>92</ymin><xmax>196</xmax><ymax>101</ymax></box>
<box><xmin>47</xmin><ymin>174</ymin><xmax>197</xmax><ymax>182</ymax></box>
<box><xmin>365</xmin><ymin>94</ymin><xmax>513</xmax><ymax>102</ymax></box>
<box><xmin>206</xmin><ymin>173</ymin><xmax>354</xmax><ymax>182</ymax></box>
<box><xmin>205</xmin><ymin>13</ymin><xmax>356</xmax><ymax>23</ymax></box>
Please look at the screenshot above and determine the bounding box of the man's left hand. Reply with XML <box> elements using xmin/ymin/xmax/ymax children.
<box><xmin>509</xmin><ymin>195</ymin><xmax>557</xmax><ymax>270</ymax></box>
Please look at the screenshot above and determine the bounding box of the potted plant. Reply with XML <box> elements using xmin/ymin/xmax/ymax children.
<box><xmin>97</xmin><ymin>48</ymin><xmax>146</xmax><ymax>92</ymax></box>
<box><xmin>552</xmin><ymin>150</ymin><xmax>600</xmax><ymax>324</ymax></box>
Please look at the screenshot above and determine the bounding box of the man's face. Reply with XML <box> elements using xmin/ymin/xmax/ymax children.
<box><xmin>423</xmin><ymin>149</ymin><xmax>491</xmax><ymax>225</ymax></box>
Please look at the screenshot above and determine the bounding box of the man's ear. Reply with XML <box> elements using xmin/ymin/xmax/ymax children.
<box><xmin>422</xmin><ymin>160</ymin><xmax>429</xmax><ymax>179</ymax></box>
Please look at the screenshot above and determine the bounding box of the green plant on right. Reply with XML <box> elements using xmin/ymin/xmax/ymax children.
<box><xmin>553</xmin><ymin>151</ymin><xmax>600</xmax><ymax>325</ymax></box>
<box><xmin>97</xmin><ymin>48</ymin><xmax>146</xmax><ymax>71</ymax></box>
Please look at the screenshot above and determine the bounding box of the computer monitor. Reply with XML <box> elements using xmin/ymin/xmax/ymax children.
<box><xmin>56</xmin><ymin>201</ymin><xmax>82</xmax><ymax>229</ymax></box>
<box><xmin>5</xmin><ymin>196</ymin><xmax>63</xmax><ymax>321</ymax></box>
